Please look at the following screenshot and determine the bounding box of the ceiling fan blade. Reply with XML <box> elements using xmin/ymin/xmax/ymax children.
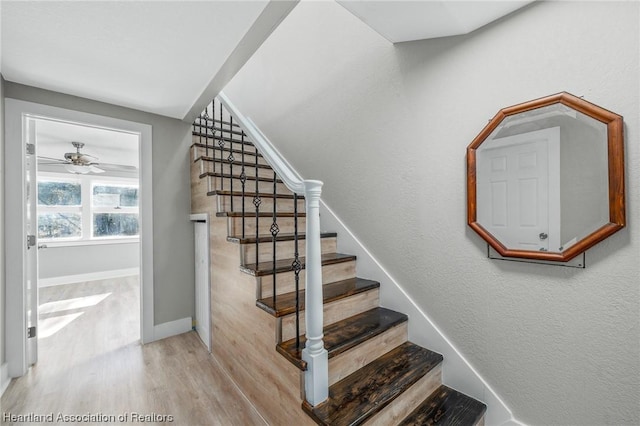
<box><xmin>37</xmin><ymin>156</ymin><xmax>68</xmax><ymax>163</ymax></box>
<box><xmin>97</xmin><ymin>163</ymin><xmax>138</xmax><ymax>172</ymax></box>
<box><xmin>89</xmin><ymin>165</ymin><xmax>105</xmax><ymax>174</ymax></box>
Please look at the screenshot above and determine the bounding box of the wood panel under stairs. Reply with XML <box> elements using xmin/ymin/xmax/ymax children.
<box><xmin>190</xmin><ymin>128</ymin><xmax>486</xmax><ymax>425</ymax></box>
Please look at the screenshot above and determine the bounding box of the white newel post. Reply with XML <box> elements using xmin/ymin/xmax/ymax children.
<box><xmin>302</xmin><ymin>180</ymin><xmax>329</xmax><ymax>406</ymax></box>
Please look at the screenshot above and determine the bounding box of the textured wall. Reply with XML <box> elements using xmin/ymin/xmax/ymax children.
<box><xmin>4</xmin><ymin>82</ymin><xmax>195</xmax><ymax>326</ymax></box>
<box><xmin>1</xmin><ymin>75</ymin><xmax>6</xmax><ymax>366</ymax></box>
<box><xmin>224</xmin><ymin>1</ymin><xmax>640</xmax><ymax>424</ymax></box>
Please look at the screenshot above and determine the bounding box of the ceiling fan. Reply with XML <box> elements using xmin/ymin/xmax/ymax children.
<box><xmin>37</xmin><ymin>142</ymin><xmax>137</xmax><ymax>175</ymax></box>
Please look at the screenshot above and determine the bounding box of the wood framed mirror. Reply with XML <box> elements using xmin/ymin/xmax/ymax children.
<box><xmin>467</xmin><ymin>92</ymin><xmax>625</xmax><ymax>262</ymax></box>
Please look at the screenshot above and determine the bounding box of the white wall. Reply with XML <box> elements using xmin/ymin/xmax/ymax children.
<box><xmin>0</xmin><ymin>75</ymin><xmax>7</xmax><ymax>384</ymax></box>
<box><xmin>38</xmin><ymin>243</ymin><xmax>139</xmax><ymax>282</ymax></box>
<box><xmin>224</xmin><ymin>2</ymin><xmax>640</xmax><ymax>425</ymax></box>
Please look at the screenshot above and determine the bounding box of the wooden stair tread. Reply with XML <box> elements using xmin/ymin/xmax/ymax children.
<box><xmin>257</xmin><ymin>277</ymin><xmax>380</xmax><ymax>317</ymax></box>
<box><xmin>196</xmin><ymin>156</ymin><xmax>272</xmax><ymax>169</ymax></box>
<box><xmin>277</xmin><ymin>307</ymin><xmax>406</xmax><ymax>370</ymax></box>
<box><xmin>240</xmin><ymin>253</ymin><xmax>355</xmax><ymax>276</ymax></box>
<box><xmin>192</xmin><ymin>142</ymin><xmax>263</xmax><ymax>158</ymax></box>
<box><xmin>194</xmin><ymin>124</ymin><xmax>245</xmax><ymax>137</ymax></box>
<box><xmin>194</xmin><ymin>117</ymin><xmax>241</xmax><ymax>128</ymax></box>
<box><xmin>398</xmin><ymin>385</ymin><xmax>487</xmax><ymax>426</ymax></box>
<box><xmin>210</xmin><ymin>190</ymin><xmax>302</xmax><ymax>200</ymax></box>
<box><xmin>227</xmin><ymin>231</ymin><xmax>337</xmax><ymax>244</ymax></box>
<box><xmin>216</xmin><ymin>211</ymin><xmax>305</xmax><ymax>219</ymax></box>
<box><xmin>302</xmin><ymin>342</ymin><xmax>443</xmax><ymax>426</ymax></box>
<box><xmin>200</xmin><ymin>171</ymin><xmax>282</xmax><ymax>183</ymax></box>
<box><xmin>192</xmin><ymin>131</ymin><xmax>253</xmax><ymax>146</ymax></box>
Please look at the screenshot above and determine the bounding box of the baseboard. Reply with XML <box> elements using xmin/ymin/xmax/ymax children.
<box><xmin>38</xmin><ymin>267</ymin><xmax>140</xmax><ymax>287</ymax></box>
<box><xmin>152</xmin><ymin>317</ymin><xmax>193</xmax><ymax>342</ymax></box>
<box><xmin>1</xmin><ymin>362</ymin><xmax>10</xmax><ymax>397</ymax></box>
<box><xmin>319</xmin><ymin>200</ymin><xmax>523</xmax><ymax>426</ymax></box>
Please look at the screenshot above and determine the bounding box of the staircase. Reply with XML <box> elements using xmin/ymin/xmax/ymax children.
<box><xmin>190</xmin><ymin>97</ymin><xmax>487</xmax><ymax>425</ymax></box>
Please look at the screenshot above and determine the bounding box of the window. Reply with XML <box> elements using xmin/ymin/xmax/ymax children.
<box><xmin>38</xmin><ymin>179</ymin><xmax>83</xmax><ymax>240</ymax></box>
<box><xmin>92</xmin><ymin>184</ymin><xmax>139</xmax><ymax>238</ymax></box>
<box><xmin>37</xmin><ymin>174</ymin><xmax>139</xmax><ymax>243</ymax></box>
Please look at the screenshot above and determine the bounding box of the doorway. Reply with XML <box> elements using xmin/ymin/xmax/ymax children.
<box><xmin>35</xmin><ymin>118</ymin><xmax>141</xmax><ymax>355</ymax></box>
<box><xmin>4</xmin><ymin>99</ymin><xmax>154</xmax><ymax>378</ymax></box>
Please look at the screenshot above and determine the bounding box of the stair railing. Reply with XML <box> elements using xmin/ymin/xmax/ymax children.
<box><xmin>195</xmin><ymin>92</ymin><xmax>328</xmax><ymax>406</ymax></box>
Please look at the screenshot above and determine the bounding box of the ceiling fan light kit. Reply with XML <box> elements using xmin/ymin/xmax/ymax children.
<box><xmin>38</xmin><ymin>141</ymin><xmax>109</xmax><ymax>174</ymax></box>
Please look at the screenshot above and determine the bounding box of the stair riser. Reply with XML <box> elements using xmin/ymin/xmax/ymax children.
<box><xmin>241</xmin><ymin>237</ymin><xmax>337</xmax><ymax>265</ymax></box>
<box><xmin>201</xmin><ymin>160</ymin><xmax>275</xmax><ymax>179</ymax></box>
<box><xmin>259</xmin><ymin>260</ymin><xmax>357</xmax><ymax>298</ymax></box>
<box><xmin>280</xmin><ymin>288</ymin><xmax>380</xmax><ymax>342</ymax></box>
<box><xmin>206</xmin><ymin>175</ymin><xmax>290</xmax><ymax>195</ymax></box>
<box><xmin>192</xmin><ymin>134</ymin><xmax>261</xmax><ymax>155</ymax></box>
<box><xmin>227</xmin><ymin>216</ymin><xmax>307</xmax><ymax>237</ymax></box>
<box><xmin>367</xmin><ymin>364</ymin><xmax>442</xmax><ymax>426</ymax></box>
<box><xmin>218</xmin><ymin>195</ymin><xmax>305</xmax><ymax>214</ymax></box>
<box><xmin>327</xmin><ymin>322</ymin><xmax>407</xmax><ymax>386</ymax></box>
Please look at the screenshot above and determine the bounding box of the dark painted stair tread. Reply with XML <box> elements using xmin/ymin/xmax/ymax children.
<box><xmin>227</xmin><ymin>231</ymin><xmax>337</xmax><ymax>244</ymax></box>
<box><xmin>302</xmin><ymin>342</ymin><xmax>443</xmax><ymax>426</ymax></box>
<box><xmin>398</xmin><ymin>385</ymin><xmax>487</xmax><ymax>426</ymax></box>
<box><xmin>257</xmin><ymin>277</ymin><xmax>380</xmax><ymax>317</ymax></box>
<box><xmin>194</xmin><ymin>117</ymin><xmax>241</xmax><ymax>128</ymax></box>
<box><xmin>192</xmin><ymin>142</ymin><xmax>263</xmax><ymax>158</ymax></box>
<box><xmin>216</xmin><ymin>211</ymin><xmax>305</xmax><ymax>219</ymax></box>
<box><xmin>194</xmin><ymin>124</ymin><xmax>245</xmax><ymax>137</ymax></box>
<box><xmin>210</xmin><ymin>190</ymin><xmax>302</xmax><ymax>200</ymax></box>
<box><xmin>200</xmin><ymin>171</ymin><xmax>282</xmax><ymax>184</ymax></box>
<box><xmin>277</xmin><ymin>307</ymin><xmax>406</xmax><ymax>370</ymax></box>
<box><xmin>240</xmin><ymin>252</ymin><xmax>355</xmax><ymax>276</ymax></box>
<box><xmin>192</xmin><ymin>131</ymin><xmax>254</xmax><ymax>146</ymax></box>
<box><xmin>195</xmin><ymin>156</ymin><xmax>273</xmax><ymax>169</ymax></box>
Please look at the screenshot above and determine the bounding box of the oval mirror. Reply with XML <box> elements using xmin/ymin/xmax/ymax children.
<box><xmin>467</xmin><ymin>92</ymin><xmax>625</xmax><ymax>262</ymax></box>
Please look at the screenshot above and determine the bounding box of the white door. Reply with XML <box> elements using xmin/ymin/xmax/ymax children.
<box><xmin>194</xmin><ymin>219</ymin><xmax>211</xmax><ymax>351</ymax></box>
<box><xmin>25</xmin><ymin>117</ymin><xmax>39</xmax><ymax>365</ymax></box>
<box><xmin>477</xmin><ymin>127</ymin><xmax>561</xmax><ymax>252</ymax></box>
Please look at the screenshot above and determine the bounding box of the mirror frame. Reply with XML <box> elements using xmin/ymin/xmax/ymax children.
<box><xmin>467</xmin><ymin>92</ymin><xmax>625</xmax><ymax>262</ymax></box>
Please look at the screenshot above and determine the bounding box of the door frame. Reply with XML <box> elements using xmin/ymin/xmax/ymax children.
<box><xmin>4</xmin><ymin>99</ymin><xmax>154</xmax><ymax>377</ymax></box>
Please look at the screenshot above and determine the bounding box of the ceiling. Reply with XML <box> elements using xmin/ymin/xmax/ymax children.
<box><xmin>337</xmin><ymin>0</ymin><xmax>534</xmax><ymax>43</ymax></box>
<box><xmin>1</xmin><ymin>0</ymin><xmax>276</xmax><ymax>120</ymax></box>
<box><xmin>36</xmin><ymin>119</ymin><xmax>140</xmax><ymax>177</ymax></box>
<box><xmin>1</xmin><ymin>1</ymin><xmax>532</xmax><ymax>123</ymax></box>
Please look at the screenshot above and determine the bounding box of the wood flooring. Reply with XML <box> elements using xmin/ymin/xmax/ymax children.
<box><xmin>1</xmin><ymin>276</ymin><xmax>266</xmax><ymax>425</ymax></box>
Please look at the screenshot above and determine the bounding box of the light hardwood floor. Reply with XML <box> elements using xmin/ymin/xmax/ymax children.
<box><xmin>1</xmin><ymin>276</ymin><xmax>266</xmax><ymax>425</ymax></box>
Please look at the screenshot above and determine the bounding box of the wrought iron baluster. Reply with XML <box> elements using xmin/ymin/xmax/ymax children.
<box><xmin>253</xmin><ymin>145</ymin><xmax>261</xmax><ymax>272</ymax></box>
<box><xmin>240</xmin><ymin>132</ymin><xmax>247</xmax><ymax>239</ymax></box>
<box><xmin>292</xmin><ymin>193</ymin><xmax>301</xmax><ymax>350</ymax></box>
<box><xmin>229</xmin><ymin>116</ymin><xmax>235</xmax><ymax>211</ymax></box>
<box><xmin>271</xmin><ymin>171</ymin><xmax>279</xmax><ymax>307</ymax></box>
<box><xmin>200</xmin><ymin>108</ymin><xmax>207</xmax><ymax>158</ymax></box>
<box><xmin>208</xmin><ymin>101</ymin><xmax>214</xmax><ymax>170</ymax></box>
<box><xmin>218</xmin><ymin>102</ymin><xmax>225</xmax><ymax>191</ymax></box>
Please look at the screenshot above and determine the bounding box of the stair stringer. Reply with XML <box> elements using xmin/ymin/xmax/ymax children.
<box><xmin>202</xmin><ymin>212</ymin><xmax>315</xmax><ymax>425</ymax></box>
<box><xmin>319</xmin><ymin>201</ymin><xmax>525</xmax><ymax>426</ymax></box>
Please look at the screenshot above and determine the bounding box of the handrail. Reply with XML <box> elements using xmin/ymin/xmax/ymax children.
<box><xmin>217</xmin><ymin>92</ymin><xmax>313</xmax><ymax>195</ymax></box>
<box><xmin>216</xmin><ymin>92</ymin><xmax>329</xmax><ymax>406</ymax></box>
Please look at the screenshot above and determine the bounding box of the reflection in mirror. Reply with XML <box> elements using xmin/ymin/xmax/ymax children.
<box><xmin>467</xmin><ymin>92</ymin><xmax>624</xmax><ymax>262</ymax></box>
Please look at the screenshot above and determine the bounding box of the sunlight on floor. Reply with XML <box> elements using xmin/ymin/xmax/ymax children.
<box><xmin>39</xmin><ymin>312</ymin><xmax>84</xmax><ymax>338</ymax></box>
<box><xmin>38</xmin><ymin>292</ymin><xmax>112</xmax><ymax>338</ymax></box>
<box><xmin>39</xmin><ymin>293</ymin><xmax>112</xmax><ymax>314</ymax></box>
